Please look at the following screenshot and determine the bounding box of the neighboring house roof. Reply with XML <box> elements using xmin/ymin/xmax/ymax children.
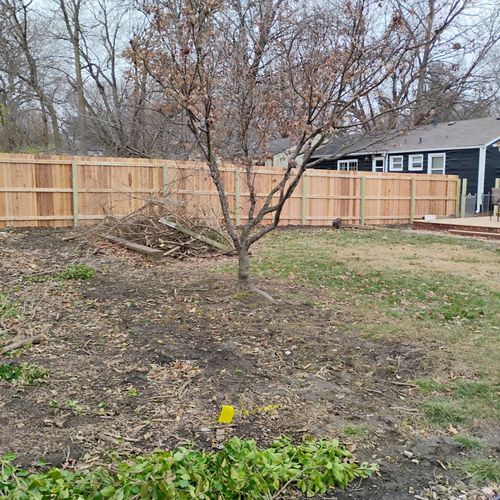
<box><xmin>312</xmin><ymin>117</ymin><xmax>500</xmax><ymax>159</ymax></box>
<box><xmin>267</xmin><ymin>137</ymin><xmax>294</xmax><ymax>156</ymax></box>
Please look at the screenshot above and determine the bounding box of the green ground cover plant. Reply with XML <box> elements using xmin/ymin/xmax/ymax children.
<box><xmin>25</xmin><ymin>264</ymin><xmax>96</xmax><ymax>283</ymax></box>
<box><xmin>415</xmin><ymin>379</ymin><xmax>499</xmax><ymax>425</ymax></box>
<box><xmin>452</xmin><ymin>436</ymin><xmax>484</xmax><ymax>452</ymax></box>
<box><xmin>0</xmin><ymin>437</ymin><xmax>376</xmax><ymax>498</ymax></box>
<box><xmin>0</xmin><ymin>294</ymin><xmax>18</xmax><ymax>319</ymax></box>
<box><xmin>0</xmin><ymin>363</ymin><xmax>49</xmax><ymax>385</ymax></box>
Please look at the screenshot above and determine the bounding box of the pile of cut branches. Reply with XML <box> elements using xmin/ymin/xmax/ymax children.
<box><xmin>101</xmin><ymin>199</ymin><xmax>232</xmax><ymax>259</ymax></box>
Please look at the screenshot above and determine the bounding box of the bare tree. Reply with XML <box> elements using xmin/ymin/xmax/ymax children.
<box><xmin>81</xmin><ymin>0</ymin><xmax>185</xmax><ymax>157</ymax></box>
<box><xmin>0</xmin><ymin>0</ymin><xmax>62</xmax><ymax>149</ymax></box>
<box><xmin>57</xmin><ymin>0</ymin><xmax>88</xmax><ymax>149</ymax></box>
<box><xmin>134</xmin><ymin>0</ymin><xmax>479</xmax><ymax>291</ymax></box>
<box><xmin>0</xmin><ymin>13</ymin><xmax>25</xmax><ymax>150</ymax></box>
<box><xmin>352</xmin><ymin>0</ymin><xmax>500</xmax><ymax>130</ymax></box>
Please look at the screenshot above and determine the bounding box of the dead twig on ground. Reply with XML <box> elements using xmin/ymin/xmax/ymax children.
<box><xmin>389</xmin><ymin>381</ymin><xmax>418</xmax><ymax>388</ymax></box>
<box><xmin>1</xmin><ymin>334</ymin><xmax>46</xmax><ymax>355</ymax></box>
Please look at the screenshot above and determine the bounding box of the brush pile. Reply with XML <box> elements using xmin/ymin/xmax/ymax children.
<box><xmin>102</xmin><ymin>199</ymin><xmax>232</xmax><ymax>259</ymax></box>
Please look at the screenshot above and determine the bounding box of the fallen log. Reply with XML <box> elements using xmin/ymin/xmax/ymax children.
<box><xmin>1</xmin><ymin>334</ymin><xmax>46</xmax><ymax>355</ymax></box>
<box><xmin>158</xmin><ymin>218</ymin><xmax>231</xmax><ymax>252</ymax></box>
<box><xmin>104</xmin><ymin>235</ymin><xmax>164</xmax><ymax>261</ymax></box>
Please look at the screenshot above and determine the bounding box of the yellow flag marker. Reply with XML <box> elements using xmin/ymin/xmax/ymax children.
<box><xmin>218</xmin><ymin>405</ymin><xmax>235</xmax><ymax>424</ymax></box>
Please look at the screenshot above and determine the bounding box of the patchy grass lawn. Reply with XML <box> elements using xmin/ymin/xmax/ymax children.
<box><xmin>252</xmin><ymin>229</ymin><xmax>500</xmax><ymax>383</ymax></box>
<box><xmin>0</xmin><ymin>227</ymin><xmax>499</xmax><ymax>499</ymax></box>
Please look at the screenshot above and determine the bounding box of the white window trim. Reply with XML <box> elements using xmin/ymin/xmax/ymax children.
<box><xmin>389</xmin><ymin>155</ymin><xmax>404</xmax><ymax>171</ymax></box>
<box><xmin>337</xmin><ymin>159</ymin><xmax>358</xmax><ymax>171</ymax></box>
<box><xmin>408</xmin><ymin>154</ymin><xmax>424</xmax><ymax>171</ymax></box>
<box><xmin>372</xmin><ymin>156</ymin><xmax>385</xmax><ymax>172</ymax></box>
<box><xmin>427</xmin><ymin>153</ymin><xmax>446</xmax><ymax>174</ymax></box>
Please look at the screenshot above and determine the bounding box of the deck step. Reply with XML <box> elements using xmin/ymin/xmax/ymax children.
<box><xmin>448</xmin><ymin>229</ymin><xmax>500</xmax><ymax>239</ymax></box>
<box><xmin>413</xmin><ymin>220</ymin><xmax>500</xmax><ymax>234</ymax></box>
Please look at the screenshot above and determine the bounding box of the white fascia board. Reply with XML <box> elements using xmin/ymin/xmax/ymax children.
<box><xmin>345</xmin><ymin>145</ymin><xmax>482</xmax><ymax>156</ymax></box>
<box><xmin>484</xmin><ymin>136</ymin><xmax>500</xmax><ymax>147</ymax></box>
<box><xmin>476</xmin><ymin>146</ymin><xmax>487</xmax><ymax>211</ymax></box>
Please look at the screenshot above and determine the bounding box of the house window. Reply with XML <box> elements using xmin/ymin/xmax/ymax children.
<box><xmin>372</xmin><ymin>156</ymin><xmax>385</xmax><ymax>172</ymax></box>
<box><xmin>408</xmin><ymin>154</ymin><xmax>424</xmax><ymax>171</ymax></box>
<box><xmin>389</xmin><ymin>155</ymin><xmax>403</xmax><ymax>171</ymax></box>
<box><xmin>428</xmin><ymin>153</ymin><xmax>446</xmax><ymax>174</ymax></box>
<box><xmin>337</xmin><ymin>159</ymin><xmax>358</xmax><ymax>171</ymax></box>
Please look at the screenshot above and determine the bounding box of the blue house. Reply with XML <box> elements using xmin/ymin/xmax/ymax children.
<box><xmin>309</xmin><ymin>117</ymin><xmax>500</xmax><ymax>211</ymax></box>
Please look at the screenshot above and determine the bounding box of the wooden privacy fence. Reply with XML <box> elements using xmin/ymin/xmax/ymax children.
<box><xmin>0</xmin><ymin>153</ymin><xmax>460</xmax><ymax>227</ymax></box>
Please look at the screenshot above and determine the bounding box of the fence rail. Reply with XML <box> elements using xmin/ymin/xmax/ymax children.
<box><xmin>0</xmin><ymin>153</ymin><xmax>459</xmax><ymax>227</ymax></box>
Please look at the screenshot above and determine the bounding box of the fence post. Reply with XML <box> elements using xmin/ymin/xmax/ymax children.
<box><xmin>410</xmin><ymin>177</ymin><xmax>416</xmax><ymax>224</ymax></box>
<box><xmin>460</xmin><ymin>178</ymin><xmax>467</xmax><ymax>218</ymax></box>
<box><xmin>162</xmin><ymin>163</ymin><xmax>169</xmax><ymax>196</ymax></box>
<box><xmin>71</xmin><ymin>160</ymin><xmax>79</xmax><ymax>227</ymax></box>
<box><xmin>360</xmin><ymin>176</ymin><xmax>366</xmax><ymax>225</ymax></box>
<box><xmin>301</xmin><ymin>171</ymin><xmax>308</xmax><ymax>225</ymax></box>
<box><xmin>455</xmin><ymin>178</ymin><xmax>461</xmax><ymax>217</ymax></box>
<box><xmin>235</xmin><ymin>168</ymin><xmax>241</xmax><ymax>226</ymax></box>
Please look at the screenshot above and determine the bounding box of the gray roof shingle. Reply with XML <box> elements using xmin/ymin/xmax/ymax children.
<box><xmin>312</xmin><ymin>117</ymin><xmax>500</xmax><ymax>159</ymax></box>
<box><xmin>267</xmin><ymin>137</ymin><xmax>294</xmax><ymax>156</ymax></box>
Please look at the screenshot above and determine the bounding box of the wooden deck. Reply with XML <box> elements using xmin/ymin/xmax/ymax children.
<box><xmin>413</xmin><ymin>216</ymin><xmax>500</xmax><ymax>239</ymax></box>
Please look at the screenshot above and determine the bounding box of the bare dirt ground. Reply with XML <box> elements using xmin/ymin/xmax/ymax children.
<box><xmin>0</xmin><ymin>227</ymin><xmax>498</xmax><ymax>499</ymax></box>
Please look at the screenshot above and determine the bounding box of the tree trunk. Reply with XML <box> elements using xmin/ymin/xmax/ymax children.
<box><xmin>48</xmin><ymin>107</ymin><xmax>62</xmax><ymax>150</ymax></box>
<box><xmin>39</xmin><ymin>101</ymin><xmax>50</xmax><ymax>147</ymax></box>
<box><xmin>237</xmin><ymin>244</ymin><xmax>250</xmax><ymax>287</ymax></box>
<box><xmin>237</xmin><ymin>242</ymin><xmax>275</xmax><ymax>302</ymax></box>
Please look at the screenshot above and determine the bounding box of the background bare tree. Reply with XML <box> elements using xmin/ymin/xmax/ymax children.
<box><xmin>352</xmin><ymin>0</ymin><xmax>500</xmax><ymax>130</ymax></box>
<box><xmin>0</xmin><ymin>0</ymin><xmax>498</xmax><ymax>158</ymax></box>
<box><xmin>0</xmin><ymin>0</ymin><xmax>62</xmax><ymax>150</ymax></box>
<box><xmin>1</xmin><ymin>0</ymin><xmax>499</xmax><ymax>156</ymax></box>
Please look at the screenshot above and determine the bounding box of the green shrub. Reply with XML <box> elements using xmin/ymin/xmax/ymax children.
<box><xmin>0</xmin><ymin>436</ymin><xmax>377</xmax><ymax>498</ymax></box>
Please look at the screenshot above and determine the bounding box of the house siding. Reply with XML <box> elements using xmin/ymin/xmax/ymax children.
<box><xmin>310</xmin><ymin>148</ymin><xmax>481</xmax><ymax>194</ymax></box>
<box><xmin>485</xmin><ymin>144</ymin><xmax>500</xmax><ymax>194</ymax></box>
